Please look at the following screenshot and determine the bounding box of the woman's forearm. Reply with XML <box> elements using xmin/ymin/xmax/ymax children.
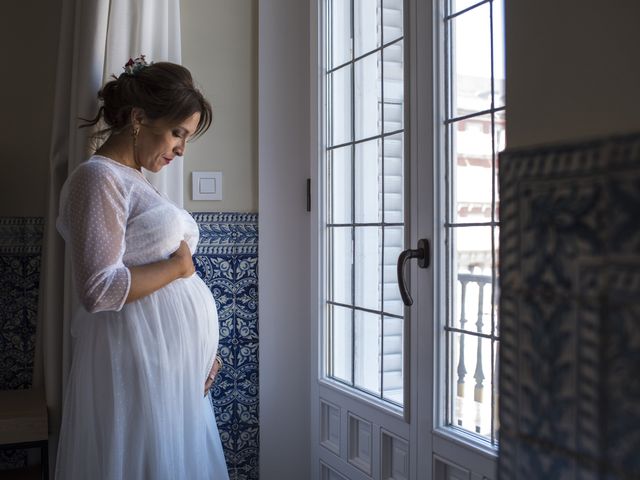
<box><xmin>124</xmin><ymin>240</ymin><xmax>195</xmax><ymax>304</ymax></box>
<box><xmin>125</xmin><ymin>257</ymin><xmax>184</xmax><ymax>303</ymax></box>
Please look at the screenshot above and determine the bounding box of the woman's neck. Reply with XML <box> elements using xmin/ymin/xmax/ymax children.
<box><xmin>95</xmin><ymin>132</ymin><xmax>139</xmax><ymax>170</ymax></box>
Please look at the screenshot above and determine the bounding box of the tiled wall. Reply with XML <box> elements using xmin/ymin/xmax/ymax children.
<box><xmin>498</xmin><ymin>133</ymin><xmax>640</xmax><ymax>479</ymax></box>
<box><xmin>194</xmin><ymin>213</ymin><xmax>259</xmax><ymax>480</ymax></box>
<box><xmin>0</xmin><ymin>217</ymin><xmax>43</xmax><ymax>469</ymax></box>
<box><xmin>0</xmin><ymin>213</ymin><xmax>259</xmax><ymax>479</ymax></box>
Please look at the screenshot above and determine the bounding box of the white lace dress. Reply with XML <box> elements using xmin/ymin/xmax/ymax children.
<box><xmin>55</xmin><ymin>155</ymin><xmax>229</xmax><ymax>480</ymax></box>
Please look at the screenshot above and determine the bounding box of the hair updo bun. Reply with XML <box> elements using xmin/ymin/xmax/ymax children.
<box><xmin>81</xmin><ymin>62</ymin><xmax>212</xmax><ymax>139</ymax></box>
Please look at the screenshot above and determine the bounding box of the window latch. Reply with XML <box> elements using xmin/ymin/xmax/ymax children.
<box><xmin>397</xmin><ymin>238</ymin><xmax>430</xmax><ymax>306</ymax></box>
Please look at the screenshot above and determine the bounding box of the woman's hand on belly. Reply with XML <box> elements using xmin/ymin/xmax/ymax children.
<box><xmin>204</xmin><ymin>356</ymin><xmax>222</xmax><ymax>396</ymax></box>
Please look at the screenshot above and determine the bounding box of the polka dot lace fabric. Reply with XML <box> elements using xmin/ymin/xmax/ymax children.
<box><xmin>54</xmin><ymin>156</ymin><xmax>229</xmax><ymax>480</ymax></box>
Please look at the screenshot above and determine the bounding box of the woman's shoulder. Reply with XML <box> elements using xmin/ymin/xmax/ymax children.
<box><xmin>70</xmin><ymin>155</ymin><xmax>128</xmax><ymax>184</ymax></box>
<box><xmin>63</xmin><ymin>156</ymin><xmax>133</xmax><ymax>200</ymax></box>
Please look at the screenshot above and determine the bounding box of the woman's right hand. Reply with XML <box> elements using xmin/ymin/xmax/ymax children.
<box><xmin>170</xmin><ymin>240</ymin><xmax>196</xmax><ymax>278</ymax></box>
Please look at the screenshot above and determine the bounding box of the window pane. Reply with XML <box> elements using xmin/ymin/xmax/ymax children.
<box><xmin>452</xmin><ymin>115</ymin><xmax>493</xmax><ymax>224</ymax></box>
<box><xmin>445</xmin><ymin>0</ymin><xmax>503</xmax><ymax>446</ymax></box>
<box><xmin>329</xmin><ymin>146</ymin><xmax>353</xmax><ymax>224</ymax></box>
<box><xmin>354</xmin><ymin>52</ymin><xmax>381</xmax><ymax>141</ymax></box>
<box><xmin>354</xmin><ymin>0</ymin><xmax>380</xmax><ymax>57</ymax></box>
<box><xmin>383</xmin><ymin>133</ymin><xmax>403</xmax><ymax>223</ymax></box>
<box><xmin>492</xmin><ymin>225</ymin><xmax>499</xmax><ymax>337</ymax></box>
<box><xmin>494</xmin><ymin>109</ymin><xmax>506</xmax><ymax>221</ymax></box>
<box><xmin>451</xmin><ymin>0</ymin><xmax>484</xmax><ymax>15</ymax></box>
<box><xmin>382</xmin><ymin>316</ymin><xmax>403</xmax><ymax>403</ymax></box>
<box><xmin>354</xmin><ymin>226</ymin><xmax>382</xmax><ymax>311</ymax></box>
<box><xmin>355</xmin><ymin>139</ymin><xmax>382</xmax><ymax>223</ymax></box>
<box><xmin>331</xmin><ymin>304</ymin><xmax>353</xmax><ymax>383</ymax></box>
<box><xmin>451</xmin><ymin>4</ymin><xmax>492</xmax><ymax>117</ymax></box>
<box><xmin>452</xmin><ymin>225</ymin><xmax>493</xmax><ymax>336</ymax></box>
<box><xmin>382</xmin><ymin>0</ymin><xmax>403</xmax><ymax>44</ymax></box>
<box><xmin>492</xmin><ymin>0</ymin><xmax>506</xmax><ymax>109</ymax></box>
<box><xmin>330</xmin><ymin>66</ymin><xmax>353</xmax><ymax>146</ymax></box>
<box><xmin>383</xmin><ymin>41</ymin><xmax>404</xmax><ymax>133</ymax></box>
<box><xmin>383</xmin><ymin>226</ymin><xmax>403</xmax><ymax>316</ymax></box>
<box><xmin>450</xmin><ymin>332</ymin><xmax>493</xmax><ymax>438</ymax></box>
<box><xmin>354</xmin><ymin>310</ymin><xmax>381</xmax><ymax>394</ymax></box>
<box><xmin>329</xmin><ymin>226</ymin><xmax>353</xmax><ymax>305</ymax></box>
<box><xmin>329</xmin><ymin>0</ymin><xmax>352</xmax><ymax>68</ymax></box>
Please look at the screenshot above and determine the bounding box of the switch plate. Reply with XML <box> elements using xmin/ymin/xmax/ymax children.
<box><xmin>192</xmin><ymin>171</ymin><xmax>222</xmax><ymax>201</ymax></box>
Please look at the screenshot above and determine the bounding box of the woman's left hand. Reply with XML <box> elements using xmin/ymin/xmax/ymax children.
<box><xmin>204</xmin><ymin>357</ymin><xmax>222</xmax><ymax>396</ymax></box>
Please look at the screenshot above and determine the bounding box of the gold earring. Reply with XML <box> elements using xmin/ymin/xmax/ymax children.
<box><xmin>132</xmin><ymin>126</ymin><xmax>139</xmax><ymax>147</ymax></box>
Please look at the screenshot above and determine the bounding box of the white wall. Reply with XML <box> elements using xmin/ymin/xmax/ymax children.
<box><xmin>0</xmin><ymin>2</ymin><xmax>61</xmax><ymax>217</ymax></box>
<box><xmin>506</xmin><ymin>0</ymin><xmax>640</xmax><ymax>148</ymax></box>
<box><xmin>258</xmin><ymin>0</ymin><xmax>311</xmax><ymax>478</ymax></box>
<box><xmin>181</xmin><ymin>0</ymin><xmax>258</xmax><ymax>213</ymax></box>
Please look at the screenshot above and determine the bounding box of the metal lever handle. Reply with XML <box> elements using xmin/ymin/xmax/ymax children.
<box><xmin>397</xmin><ymin>238</ymin><xmax>430</xmax><ymax>306</ymax></box>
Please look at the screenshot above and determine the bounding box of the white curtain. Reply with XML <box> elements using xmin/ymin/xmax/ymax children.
<box><xmin>34</xmin><ymin>0</ymin><xmax>182</xmax><ymax>474</ymax></box>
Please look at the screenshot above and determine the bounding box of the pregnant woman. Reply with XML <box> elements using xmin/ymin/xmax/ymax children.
<box><xmin>55</xmin><ymin>56</ymin><xmax>229</xmax><ymax>479</ymax></box>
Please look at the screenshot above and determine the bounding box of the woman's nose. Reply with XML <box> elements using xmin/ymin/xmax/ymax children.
<box><xmin>174</xmin><ymin>140</ymin><xmax>185</xmax><ymax>156</ymax></box>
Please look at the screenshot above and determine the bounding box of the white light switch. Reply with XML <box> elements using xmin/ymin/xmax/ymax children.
<box><xmin>192</xmin><ymin>171</ymin><xmax>222</xmax><ymax>201</ymax></box>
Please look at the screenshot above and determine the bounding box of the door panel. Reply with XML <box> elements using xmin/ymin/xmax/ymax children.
<box><xmin>312</xmin><ymin>0</ymin><xmax>502</xmax><ymax>478</ymax></box>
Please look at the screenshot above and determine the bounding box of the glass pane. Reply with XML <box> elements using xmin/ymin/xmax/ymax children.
<box><xmin>494</xmin><ymin>109</ymin><xmax>506</xmax><ymax>220</ymax></box>
<box><xmin>329</xmin><ymin>66</ymin><xmax>353</xmax><ymax>147</ymax></box>
<box><xmin>382</xmin><ymin>41</ymin><xmax>404</xmax><ymax>133</ymax></box>
<box><xmin>492</xmin><ymin>225</ymin><xmax>499</xmax><ymax>337</ymax></box>
<box><xmin>329</xmin><ymin>226</ymin><xmax>353</xmax><ymax>305</ymax></box>
<box><xmin>329</xmin><ymin>0</ymin><xmax>352</xmax><ymax>68</ymax></box>
<box><xmin>383</xmin><ymin>133</ymin><xmax>403</xmax><ymax>223</ymax></box>
<box><xmin>492</xmin><ymin>0</ymin><xmax>506</xmax><ymax>109</ymax></box>
<box><xmin>451</xmin><ymin>3</ymin><xmax>492</xmax><ymax>117</ymax></box>
<box><xmin>452</xmin><ymin>226</ymin><xmax>493</xmax><ymax>336</ymax></box>
<box><xmin>354</xmin><ymin>0</ymin><xmax>380</xmax><ymax>57</ymax></box>
<box><xmin>329</xmin><ymin>146</ymin><xmax>353</xmax><ymax>224</ymax></box>
<box><xmin>331</xmin><ymin>304</ymin><xmax>353</xmax><ymax>383</ymax></box>
<box><xmin>382</xmin><ymin>0</ymin><xmax>403</xmax><ymax>44</ymax></box>
<box><xmin>355</xmin><ymin>139</ymin><xmax>382</xmax><ymax>223</ymax></box>
<box><xmin>450</xmin><ymin>332</ymin><xmax>493</xmax><ymax>439</ymax></box>
<box><xmin>452</xmin><ymin>114</ymin><xmax>493</xmax><ymax>224</ymax></box>
<box><xmin>354</xmin><ymin>310</ymin><xmax>381</xmax><ymax>394</ymax></box>
<box><xmin>354</xmin><ymin>226</ymin><xmax>382</xmax><ymax>311</ymax></box>
<box><xmin>451</xmin><ymin>0</ymin><xmax>484</xmax><ymax>15</ymax></box>
<box><xmin>382</xmin><ymin>316</ymin><xmax>403</xmax><ymax>404</ymax></box>
<box><xmin>354</xmin><ymin>52</ymin><xmax>381</xmax><ymax>141</ymax></box>
<box><xmin>383</xmin><ymin>226</ymin><xmax>403</xmax><ymax>316</ymax></box>
<box><xmin>492</xmin><ymin>340</ymin><xmax>499</xmax><ymax>443</ymax></box>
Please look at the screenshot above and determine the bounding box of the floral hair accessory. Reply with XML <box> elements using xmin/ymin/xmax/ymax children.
<box><xmin>122</xmin><ymin>55</ymin><xmax>151</xmax><ymax>76</ymax></box>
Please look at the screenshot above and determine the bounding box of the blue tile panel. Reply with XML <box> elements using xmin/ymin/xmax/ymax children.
<box><xmin>0</xmin><ymin>217</ymin><xmax>44</xmax><ymax>469</ymax></box>
<box><xmin>0</xmin><ymin>213</ymin><xmax>260</xmax><ymax>479</ymax></box>
<box><xmin>498</xmin><ymin>133</ymin><xmax>640</xmax><ymax>480</ymax></box>
<box><xmin>193</xmin><ymin>213</ymin><xmax>259</xmax><ymax>480</ymax></box>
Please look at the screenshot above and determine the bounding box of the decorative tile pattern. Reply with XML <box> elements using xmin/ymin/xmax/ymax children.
<box><xmin>0</xmin><ymin>213</ymin><xmax>260</xmax><ymax>478</ymax></box>
<box><xmin>0</xmin><ymin>217</ymin><xmax>44</xmax><ymax>470</ymax></box>
<box><xmin>498</xmin><ymin>133</ymin><xmax>640</xmax><ymax>479</ymax></box>
<box><xmin>193</xmin><ymin>212</ymin><xmax>259</xmax><ymax>480</ymax></box>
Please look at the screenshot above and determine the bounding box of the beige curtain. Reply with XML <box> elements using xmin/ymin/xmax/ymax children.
<box><xmin>33</xmin><ymin>0</ymin><xmax>182</xmax><ymax>474</ymax></box>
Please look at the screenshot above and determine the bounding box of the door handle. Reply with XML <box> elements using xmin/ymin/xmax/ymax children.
<box><xmin>397</xmin><ymin>238</ymin><xmax>429</xmax><ymax>306</ymax></box>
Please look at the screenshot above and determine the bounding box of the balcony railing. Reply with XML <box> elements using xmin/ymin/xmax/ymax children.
<box><xmin>452</xmin><ymin>271</ymin><xmax>498</xmax><ymax>442</ymax></box>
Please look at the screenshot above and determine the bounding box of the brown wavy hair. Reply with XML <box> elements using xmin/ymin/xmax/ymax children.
<box><xmin>81</xmin><ymin>62</ymin><xmax>212</xmax><ymax>139</ymax></box>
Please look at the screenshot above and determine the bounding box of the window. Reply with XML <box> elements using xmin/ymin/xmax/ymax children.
<box><xmin>442</xmin><ymin>0</ymin><xmax>505</xmax><ymax>444</ymax></box>
<box><xmin>325</xmin><ymin>0</ymin><xmax>406</xmax><ymax>406</ymax></box>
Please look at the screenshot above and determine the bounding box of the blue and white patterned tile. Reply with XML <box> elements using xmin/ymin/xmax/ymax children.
<box><xmin>0</xmin><ymin>217</ymin><xmax>44</xmax><ymax>470</ymax></box>
<box><xmin>193</xmin><ymin>212</ymin><xmax>259</xmax><ymax>480</ymax></box>
<box><xmin>498</xmin><ymin>133</ymin><xmax>640</xmax><ymax>480</ymax></box>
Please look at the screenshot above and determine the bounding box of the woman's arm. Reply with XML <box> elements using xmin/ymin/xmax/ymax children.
<box><xmin>125</xmin><ymin>240</ymin><xmax>195</xmax><ymax>303</ymax></box>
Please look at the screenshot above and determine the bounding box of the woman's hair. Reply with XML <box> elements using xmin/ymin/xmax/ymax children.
<box><xmin>81</xmin><ymin>62</ymin><xmax>212</xmax><ymax>139</ymax></box>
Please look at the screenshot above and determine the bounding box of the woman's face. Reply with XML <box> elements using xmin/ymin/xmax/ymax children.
<box><xmin>135</xmin><ymin>111</ymin><xmax>201</xmax><ymax>173</ymax></box>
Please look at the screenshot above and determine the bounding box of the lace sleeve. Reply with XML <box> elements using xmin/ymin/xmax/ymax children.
<box><xmin>57</xmin><ymin>161</ymin><xmax>132</xmax><ymax>313</ymax></box>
